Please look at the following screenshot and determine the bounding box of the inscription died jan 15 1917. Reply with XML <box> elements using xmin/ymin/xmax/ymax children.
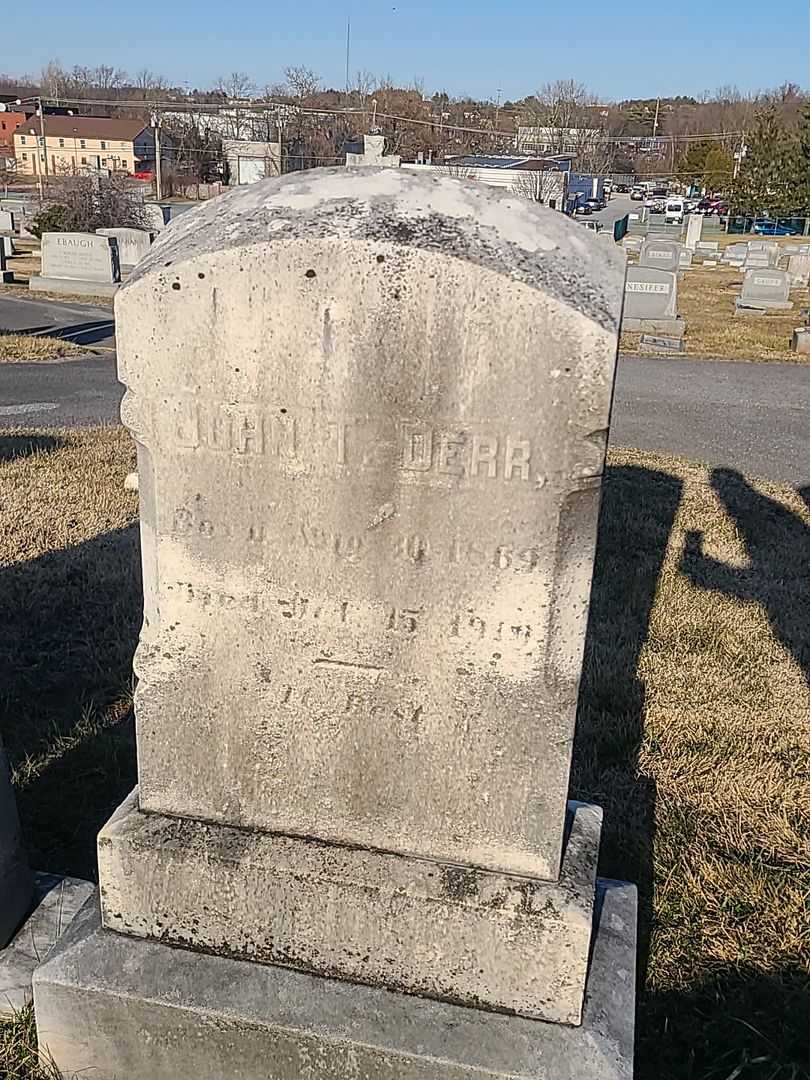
<box><xmin>116</xmin><ymin>169</ymin><xmax>625</xmax><ymax>883</ymax></box>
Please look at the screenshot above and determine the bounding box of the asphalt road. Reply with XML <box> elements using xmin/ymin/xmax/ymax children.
<box><xmin>0</xmin><ymin>352</ymin><xmax>807</xmax><ymax>487</ymax></box>
<box><xmin>0</xmin><ymin>294</ymin><xmax>116</xmax><ymax>349</ymax></box>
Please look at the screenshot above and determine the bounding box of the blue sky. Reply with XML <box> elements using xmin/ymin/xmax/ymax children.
<box><xmin>6</xmin><ymin>0</ymin><xmax>809</xmax><ymax>101</ymax></box>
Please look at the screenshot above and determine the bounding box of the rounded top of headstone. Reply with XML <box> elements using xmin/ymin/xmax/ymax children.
<box><xmin>125</xmin><ymin>168</ymin><xmax>624</xmax><ymax>331</ymax></box>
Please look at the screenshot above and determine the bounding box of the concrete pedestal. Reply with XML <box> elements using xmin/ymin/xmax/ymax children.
<box><xmin>0</xmin><ymin>872</ymin><xmax>94</xmax><ymax>1015</ymax></box>
<box><xmin>29</xmin><ymin>276</ymin><xmax>119</xmax><ymax>298</ymax></box>
<box><xmin>34</xmin><ymin>880</ymin><xmax>637</xmax><ymax>1080</ymax></box>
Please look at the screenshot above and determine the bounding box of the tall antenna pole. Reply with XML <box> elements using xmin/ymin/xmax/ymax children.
<box><xmin>345</xmin><ymin>14</ymin><xmax>351</xmax><ymax>95</ymax></box>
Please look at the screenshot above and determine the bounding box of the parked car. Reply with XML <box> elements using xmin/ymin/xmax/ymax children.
<box><xmin>582</xmin><ymin>219</ymin><xmax>603</xmax><ymax>232</ymax></box>
<box><xmin>752</xmin><ymin>219</ymin><xmax>799</xmax><ymax>236</ymax></box>
<box><xmin>665</xmin><ymin>197</ymin><xmax>685</xmax><ymax>224</ymax></box>
<box><xmin>574</xmin><ymin>202</ymin><xmax>592</xmax><ymax>215</ymax></box>
<box><xmin>584</xmin><ymin>197</ymin><xmax>606</xmax><ymax>212</ymax></box>
<box><xmin>630</xmin><ymin>187</ymin><xmax>644</xmax><ymax>200</ymax></box>
<box><xmin>614</xmin><ymin>184</ymin><xmax>629</xmax><ymax>193</ymax></box>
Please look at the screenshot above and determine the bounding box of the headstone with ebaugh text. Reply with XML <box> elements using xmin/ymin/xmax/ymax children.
<box><xmin>34</xmin><ymin>168</ymin><xmax>638</xmax><ymax>1080</ymax></box>
<box><xmin>30</xmin><ymin>232</ymin><xmax>121</xmax><ymax>298</ymax></box>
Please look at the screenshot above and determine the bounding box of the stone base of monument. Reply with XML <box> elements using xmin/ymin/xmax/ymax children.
<box><xmin>96</xmin><ymin>791</ymin><xmax>602</xmax><ymax>1025</ymax></box>
<box><xmin>622</xmin><ymin>315</ymin><xmax>685</xmax><ymax>337</ymax></box>
<box><xmin>734</xmin><ymin>298</ymin><xmax>794</xmax><ymax>314</ymax></box>
<box><xmin>0</xmin><ymin>871</ymin><xmax>94</xmax><ymax>1016</ymax></box>
<box><xmin>34</xmin><ymin>879</ymin><xmax>636</xmax><ymax>1080</ymax></box>
<box><xmin>29</xmin><ymin>276</ymin><xmax>119</xmax><ymax>299</ymax></box>
<box><xmin>639</xmin><ymin>333</ymin><xmax>685</xmax><ymax>353</ymax></box>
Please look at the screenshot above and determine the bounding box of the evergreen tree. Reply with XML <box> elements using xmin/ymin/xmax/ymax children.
<box><xmin>703</xmin><ymin>146</ymin><xmax>734</xmax><ymax>193</ymax></box>
<box><xmin>732</xmin><ymin>106</ymin><xmax>796</xmax><ymax>216</ymax></box>
<box><xmin>788</xmin><ymin>109</ymin><xmax>810</xmax><ymax>215</ymax></box>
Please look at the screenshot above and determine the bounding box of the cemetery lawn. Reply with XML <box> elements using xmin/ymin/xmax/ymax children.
<box><xmin>1</xmin><ymin>427</ymin><xmax>808</xmax><ymax>1080</ymax></box>
<box><xmin>622</xmin><ymin>263</ymin><xmax>810</xmax><ymax>362</ymax></box>
<box><xmin>0</xmin><ymin>334</ymin><xmax>83</xmax><ymax>362</ymax></box>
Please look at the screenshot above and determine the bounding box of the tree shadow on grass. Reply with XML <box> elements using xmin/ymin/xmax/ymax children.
<box><xmin>0</xmin><ymin>526</ymin><xmax>142</xmax><ymax>879</ymax></box>
<box><xmin>0</xmin><ymin>434</ymin><xmax>65</xmax><ymax>463</ymax></box>
<box><xmin>681</xmin><ymin>468</ymin><xmax>810</xmax><ymax>685</ymax></box>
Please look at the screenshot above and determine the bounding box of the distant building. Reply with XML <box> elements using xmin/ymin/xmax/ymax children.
<box><xmin>402</xmin><ymin>156</ymin><xmax>568</xmax><ymax>211</ymax></box>
<box><xmin>223</xmin><ymin>139</ymin><xmax>282</xmax><ymax>184</ymax></box>
<box><xmin>0</xmin><ymin>110</ymin><xmax>25</xmax><ymax>168</ymax></box>
<box><xmin>12</xmin><ymin>115</ymin><xmax>173</xmax><ymax>177</ymax></box>
<box><xmin>517</xmin><ymin>127</ymin><xmax>600</xmax><ymax>155</ymax></box>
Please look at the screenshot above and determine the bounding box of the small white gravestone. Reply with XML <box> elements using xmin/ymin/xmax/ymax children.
<box><xmin>685</xmin><ymin>214</ymin><xmax>703</xmax><ymax>250</ymax></box>
<box><xmin>97</xmin><ymin>228</ymin><xmax>154</xmax><ymax>270</ymax></box>
<box><xmin>30</xmin><ymin>233</ymin><xmax>121</xmax><ymax>297</ymax></box>
<box><xmin>0</xmin><ymin>210</ymin><xmax>13</xmax><ymax>233</ymax></box>
<box><xmin>696</xmin><ymin>240</ymin><xmax>719</xmax><ymax>254</ymax></box>
<box><xmin>736</xmin><ymin>268</ymin><xmax>793</xmax><ymax>312</ymax></box>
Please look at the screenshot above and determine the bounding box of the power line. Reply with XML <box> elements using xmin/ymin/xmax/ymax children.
<box><xmin>38</xmin><ymin>95</ymin><xmax>746</xmax><ymax>144</ymax></box>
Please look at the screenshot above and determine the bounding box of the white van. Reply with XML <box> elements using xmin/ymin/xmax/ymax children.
<box><xmin>665</xmin><ymin>197</ymin><xmax>685</xmax><ymax>224</ymax></box>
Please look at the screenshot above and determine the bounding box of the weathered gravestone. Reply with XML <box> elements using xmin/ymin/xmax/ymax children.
<box><xmin>748</xmin><ymin>239</ymin><xmax>779</xmax><ymax>257</ymax></box>
<box><xmin>96</xmin><ymin>227</ymin><xmax>153</xmax><ymax>270</ymax></box>
<box><xmin>787</xmin><ymin>254</ymin><xmax>810</xmax><ymax>288</ymax></box>
<box><xmin>678</xmin><ymin>249</ymin><xmax>693</xmax><ymax>269</ymax></box>
<box><xmin>723</xmin><ymin>242</ymin><xmax>747</xmax><ymax>264</ymax></box>
<box><xmin>34</xmin><ymin>169</ymin><xmax>637</xmax><ymax>1080</ymax></box>
<box><xmin>0</xmin><ymin>742</ymin><xmax>93</xmax><ymax>1015</ymax></box>
<box><xmin>736</xmin><ymin>268</ymin><xmax>793</xmax><ymax>312</ymax></box>
<box><xmin>685</xmin><ymin>213</ymin><xmax>702</xmax><ymax>250</ymax></box>
<box><xmin>639</xmin><ymin>237</ymin><xmax>681</xmax><ymax>273</ymax></box>
<box><xmin>30</xmin><ymin>232</ymin><xmax>121</xmax><ymax>298</ymax></box>
<box><xmin>623</xmin><ymin>265</ymin><xmax>684</xmax><ymax>335</ymax></box>
<box><xmin>1</xmin><ymin>235</ymin><xmax>15</xmax><ymax>258</ymax></box>
<box><xmin>0</xmin><ymin>210</ymin><xmax>13</xmax><ymax>233</ymax></box>
<box><xmin>695</xmin><ymin>240</ymin><xmax>719</xmax><ymax>254</ymax></box>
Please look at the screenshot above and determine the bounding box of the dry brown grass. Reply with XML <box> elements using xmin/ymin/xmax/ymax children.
<box><xmin>0</xmin><ymin>335</ymin><xmax>84</xmax><ymax>363</ymax></box>
<box><xmin>0</xmin><ymin>428</ymin><xmax>807</xmax><ymax>1079</ymax></box>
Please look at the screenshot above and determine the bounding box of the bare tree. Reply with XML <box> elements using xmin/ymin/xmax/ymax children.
<box><xmin>216</xmin><ymin>72</ymin><xmax>256</xmax><ymax>101</ymax></box>
<box><xmin>512</xmin><ymin>168</ymin><xmax>564</xmax><ymax>204</ymax></box>
<box><xmin>134</xmin><ymin>69</ymin><xmax>170</xmax><ymax>100</ymax></box>
<box><xmin>283</xmin><ymin>66</ymin><xmax>321</xmax><ymax>102</ymax></box>
<box><xmin>31</xmin><ymin>172</ymin><xmax>150</xmax><ymax>236</ymax></box>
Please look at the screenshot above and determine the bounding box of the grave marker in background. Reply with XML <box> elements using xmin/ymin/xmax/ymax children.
<box><xmin>35</xmin><ymin>169</ymin><xmax>637</xmax><ymax>1080</ymax></box>
<box><xmin>639</xmin><ymin>237</ymin><xmax>681</xmax><ymax>273</ymax></box>
<box><xmin>30</xmin><ymin>233</ymin><xmax>121</xmax><ymax>298</ymax></box>
<box><xmin>736</xmin><ymin>268</ymin><xmax>793</xmax><ymax>312</ymax></box>
<box><xmin>96</xmin><ymin>227</ymin><xmax>154</xmax><ymax>270</ymax></box>
<box><xmin>685</xmin><ymin>214</ymin><xmax>702</xmax><ymax>250</ymax></box>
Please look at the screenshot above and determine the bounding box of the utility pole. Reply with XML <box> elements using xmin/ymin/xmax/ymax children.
<box><xmin>494</xmin><ymin>88</ymin><xmax>503</xmax><ymax>150</ymax></box>
<box><xmin>38</xmin><ymin>97</ymin><xmax>49</xmax><ymax>198</ymax></box>
<box><xmin>152</xmin><ymin>112</ymin><xmax>162</xmax><ymax>201</ymax></box>
<box><xmin>652</xmin><ymin>96</ymin><xmax>661</xmax><ymax>138</ymax></box>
